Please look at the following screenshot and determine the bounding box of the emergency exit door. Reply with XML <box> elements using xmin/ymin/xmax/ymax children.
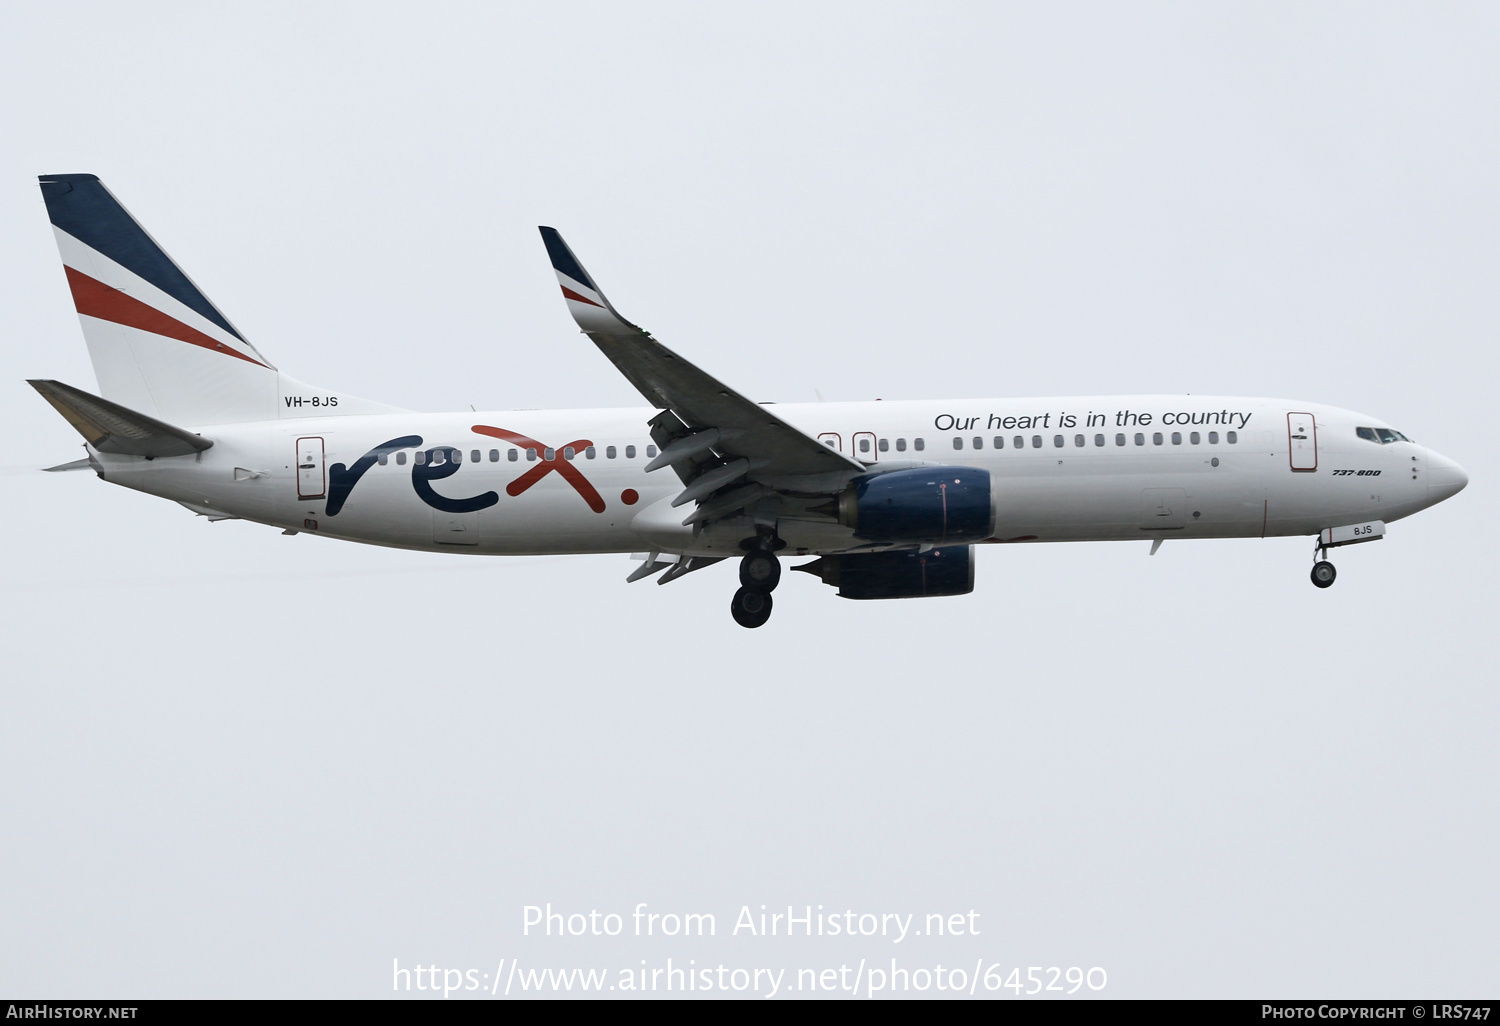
<box><xmin>296</xmin><ymin>436</ymin><xmax>326</xmax><ymax>499</ymax></box>
<box><xmin>1287</xmin><ymin>413</ymin><xmax>1318</xmax><ymax>472</ymax></box>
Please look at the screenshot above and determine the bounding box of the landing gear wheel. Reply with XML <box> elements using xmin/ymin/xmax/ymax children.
<box><xmin>739</xmin><ymin>550</ymin><xmax>781</xmax><ymax>591</ymax></box>
<box><xmin>731</xmin><ymin>587</ymin><xmax>773</xmax><ymax>628</ymax></box>
<box><xmin>1311</xmin><ymin>560</ymin><xmax>1337</xmax><ymax>589</ymax></box>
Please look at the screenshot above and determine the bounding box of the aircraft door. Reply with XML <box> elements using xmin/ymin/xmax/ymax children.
<box><xmin>1288</xmin><ymin>413</ymin><xmax>1318</xmax><ymax>472</ymax></box>
<box><xmin>1140</xmin><ymin>487</ymin><xmax>1186</xmax><ymax>530</ymax></box>
<box><xmin>296</xmin><ymin>436</ymin><xmax>326</xmax><ymax>499</ymax></box>
<box><xmin>852</xmin><ymin>431</ymin><xmax>877</xmax><ymax>463</ymax></box>
<box><xmin>817</xmin><ymin>432</ymin><xmax>842</xmax><ymax>452</ymax></box>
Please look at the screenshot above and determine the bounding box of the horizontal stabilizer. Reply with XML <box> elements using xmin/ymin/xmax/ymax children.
<box><xmin>28</xmin><ymin>379</ymin><xmax>213</xmax><ymax>457</ymax></box>
<box><xmin>42</xmin><ymin>457</ymin><xmax>95</xmax><ymax>473</ymax></box>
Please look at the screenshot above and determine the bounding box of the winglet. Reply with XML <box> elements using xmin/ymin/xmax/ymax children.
<box><xmin>538</xmin><ymin>227</ymin><xmax>641</xmax><ymax>336</ymax></box>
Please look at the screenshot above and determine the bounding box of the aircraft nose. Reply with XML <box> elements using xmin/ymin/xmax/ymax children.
<box><xmin>1426</xmin><ymin>449</ymin><xmax>1469</xmax><ymax>504</ymax></box>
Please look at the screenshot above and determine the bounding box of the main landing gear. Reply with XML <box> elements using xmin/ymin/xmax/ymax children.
<box><xmin>730</xmin><ymin>537</ymin><xmax>783</xmax><ymax>628</ymax></box>
<box><xmin>731</xmin><ymin>585</ymin><xmax>773</xmax><ymax>628</ymax></box>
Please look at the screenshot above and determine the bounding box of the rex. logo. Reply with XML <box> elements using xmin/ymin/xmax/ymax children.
<box><xmin>324</xmin><ymin>426</ymin><xmax>614</xmax><ymax>517</ymax></box>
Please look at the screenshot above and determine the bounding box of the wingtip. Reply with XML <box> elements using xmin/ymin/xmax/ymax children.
<box><xmin>538</xmin><ymin>226</ymin><xmax>598</xmax><ymax>291</ymax></box>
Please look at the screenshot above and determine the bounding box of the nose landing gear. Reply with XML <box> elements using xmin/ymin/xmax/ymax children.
<box><xmin>731</xmin><ymin>537</ymin><xmax>782</xmax><ymax>628</ymax></box>
<box><xmin>1310</xmin><ymin>538</ymin><xmax>1337</xmax><ymax>589</ymax></box>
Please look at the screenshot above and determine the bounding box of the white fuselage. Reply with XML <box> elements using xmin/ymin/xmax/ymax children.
<box><xmin>89</xmin><ymin>395</ymin><xmax>1466</xmax><ymax>557</ymax></box>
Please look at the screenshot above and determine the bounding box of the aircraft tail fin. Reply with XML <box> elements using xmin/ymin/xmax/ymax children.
<box><xmin>38</xmin><ymin>174</ymin><xmax>405</xmax><ymax>426</ymax></box>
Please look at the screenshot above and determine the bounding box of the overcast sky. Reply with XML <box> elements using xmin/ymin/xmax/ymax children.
<box><xmin>1</xmin><ymin>1</ymin><xmax>1495</xmax><ymax>999</ymax></box>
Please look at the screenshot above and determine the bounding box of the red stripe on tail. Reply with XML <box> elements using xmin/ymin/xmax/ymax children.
<box><xmin>560</xmin><ymin>285</ymin><xmax>604</xmax><ymax>308</ymax></box>
<box><xmin>64</xmin><ymin>266</ymin><xmax>268</xmax><ymax>368</ymax></box>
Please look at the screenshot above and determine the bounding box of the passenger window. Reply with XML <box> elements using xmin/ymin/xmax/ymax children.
<box><xmin>1227</xmin><ymin>431</ymin><xmax>1238</xmax><ymax>444</ymax></box>
<box><xmin>563</xmin><ymin>446</ymin><xmax>575</xmax><ymax>460</ymax></box>
<box><xmin>585</xmin><ymin>446</ymin><xmax>596</xmax><ymax>459</ymax></box>
<box><xmin>896</xmin><ymin>438</ymin><xmax>907</xmax><ymax>452</ymax></box>
<box><xmin>489</xmin><ymin>449</ymin><xmax>499</xmax><ymax>462</ymax></box>
<box><xmin>994</xmin><ymin>436</ymin><xmax>1004</xmax><ymax>449</ymax></box>
<box><xmin>437</xmin><ymin>450</ymin><xmax>450</xmax><ymax>465</ymax></box>
<box><xmin>1152</xmin><ymin>432</ymin><xmax>1163</xmax><ymax>445</ymax></box>
<box><xmin>415</xmin><ymin>451</ymin><xmax>428</xmax><ymax>465</ymax></box>
<box><xmin>913</xmin><ymin>438</ymin><xmax>925</xmax><ymax>451</ymax></box>
<box><xmin>526</xmin><ymin>448</ymin><xmax>537</xmax><ymax>461</ymax></box>
<box><xmin>973</xmin><ymin>437</ymin><xmax>983</xmax><ymax>449</ymax></box>
<box><xmin>1053</xmin><ymin>435</ymin><xmax>1064</xmax><ymax>448</ymax></box>
<box><xmin>1013</xmin><ymin>435</ymin><xmax>1024</xmax><ymax>449</ymax></box>
<box><xmin>878</xmin><ymin>438</ymin><xmax>889</xmax><ymax>452</ymax></box>
<box><xmin>1032</xmin><ymin>435</ymin><xmax>1043</xmax><ymax>448</ymax></box>
<box><xmin>508</xmin><ymin>449</ymin><xmax>518</xmax><ymax>462</ymax></box>
<box><xmin>396</xmin><ymin>452</ymin><xmax>407</xmax><ymax>465</ymax></box>
<box><xmin>1171</xmin><ymin>432</ymin><xmax>1181</xmax><ymax>445</ymax></box>
<box><xmin>646</xmin><ymin>445</ymin><xmax>658</xmax><ymax>457</ymax></box>
<box><xmin>953</xmin><ymin>437</ymin><xmax>963</xmax><ymax>450</ymax></box>
<box><xmin>607</xmin><ymin>445</ymin><xmax>617</xmax><ymax>459</ymax></box>
<box><xmin>1094</xmin><ymin>434</ymin><xmax>1105</xmax><ymax>447</ymax></box>
<box><xmin>626</xmin><ymin>445</ymin><xmax>637</xmax><ymax>458</ymax></box>
<box><xmin>471</xmin><ymin>449</ymin><xmax>481</xmax><ymax>463</ymax></box>
<box><xmin>1116</xmin><ymin>433</ymin><xmax>1126</xmax><ymax>446</ymax></box>
<box><xmin>861</xmin><ymin>438</ymin><xmax>872</xmax><ymax>453</ymax></box>
<box><xmin>543</xmin><ymin>448</ymin><xmax>555</xmax><ymax>460</ymax></box>
<box><xmin>1208</xmin><ymin>432</ymin><xmax>1219</xmax><ymax>444</ymax></box>
<box><xmin>377</xmin><ymin>453</ymin><xmax>387</xmax><ymax>465</ymax></box>
<box><xmin>1134</xmin><ymin>433</ymin><xmax>1145</xmax><ymax>446</ymax></box>
<box><xmin>1074</xmin><ymin>434</ymin><xmax>1085</xmax><ymax>447</ymax></box>
<box><xmin>1189</xmin><ymin>432</ymin><xmax>1199</xmax><ymax>445</ymax></box>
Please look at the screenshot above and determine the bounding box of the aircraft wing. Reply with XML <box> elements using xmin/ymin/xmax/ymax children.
<box><xmin>539</xmin><ymin>228</ymin><xmax>863</xmax><ymax>522</ymax></box>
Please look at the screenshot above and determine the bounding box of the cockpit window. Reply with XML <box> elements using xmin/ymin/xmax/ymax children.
<box><xmin>1356</xmin><ymin>427</ymin><xmax>1378</xmax><ymax>443</ymax></box>
<box><xmin>1358</xmin><ymin>426</ymin><xmax>1413</xmax><ymax>444</ymax></box>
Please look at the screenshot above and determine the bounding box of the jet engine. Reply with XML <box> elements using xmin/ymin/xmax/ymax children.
<box><xmin>793</xmin><ymin>546</ymin><xmax>975</xmax><ymax>600</ymax></box>
<box><xmin>826</xmin><ymin>467</ymin><xmax>994</xmax><ymax>544</ymax></box>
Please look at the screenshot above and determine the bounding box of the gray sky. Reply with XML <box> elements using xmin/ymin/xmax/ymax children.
<box><xmin>1</xmin><ymin>1</ymin><xmax>1495</xmax><ymax>998</ymax></box>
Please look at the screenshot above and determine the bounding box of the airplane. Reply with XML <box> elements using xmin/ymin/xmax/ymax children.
<box><xmin>28</xmin><ymin>174</ymin><xmax>1468</xmax><ymax>628</ymax></box>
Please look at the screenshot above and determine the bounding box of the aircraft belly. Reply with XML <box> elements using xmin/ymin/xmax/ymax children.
<box><xmin>990</xmin><ymin>456</ymin><xmax>1268</xmax><ymax>541</ymax></box>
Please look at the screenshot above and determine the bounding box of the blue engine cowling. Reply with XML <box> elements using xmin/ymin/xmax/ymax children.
<box><xmin>793</xmin><ymin>547</ymin><xmax>975</xmax><ymax>600</ymax></box>
<box><xmin>840</xmin><ymin>466</ymin><xmax>994</xmax><ymax>543</ymax></box>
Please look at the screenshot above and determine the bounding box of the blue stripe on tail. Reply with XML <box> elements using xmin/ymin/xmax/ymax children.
<box><xmin>38</xmin><ymin>174</ymin><xmax>246</xmax><ymax>342</ymax></box>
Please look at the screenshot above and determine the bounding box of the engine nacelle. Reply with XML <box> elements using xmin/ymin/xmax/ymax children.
<box><xmin>794</xmin><ymin>546</ymin><xmax>975</xmax><ymax>600</ymax></box>
<box><xmin>832</xmin><ymin>466</ymin><xmax>994</xmax><ymax>543</ymax></box>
